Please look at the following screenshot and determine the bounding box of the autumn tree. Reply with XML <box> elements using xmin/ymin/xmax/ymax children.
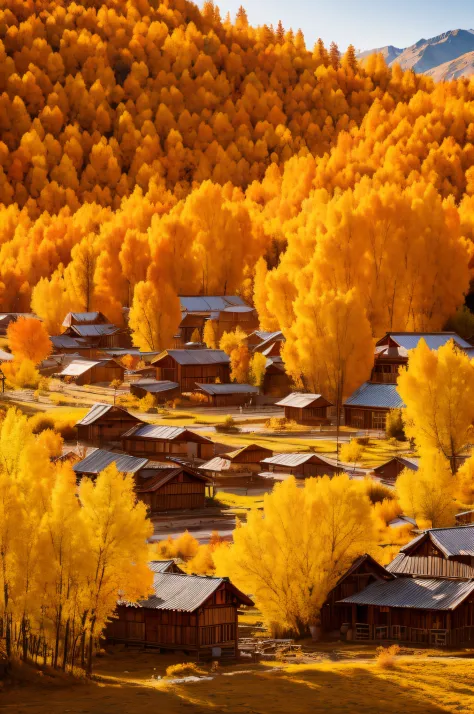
<box><xmin>7</xmin><ymin>317</ymin><xmax>52</xmax><ymax>364</ymax></box>
<box><xmin>129</xmin><ymin>280</ymin><xmax>181</xmax><ymax>351</ymax></box>
<box><xmin>214</xmin><ymin>475</ymin><xmax>375</xmax><ymax>635</ymax></box>
<box><xmin>203</xmin><ymin>319</ymin><xmax>217</xmax><ymax>349</ymax></box>
<box><xmin>249</xmin><ymin>352</ymin><xmax>267</xmax><ymax>387</ymax></box>
<box><xmin>220</xmin><ymin>327</ymin><xmax>250</xmax><ymax>383</ymax></box>
<box><xmin>397</xmin><ymin>340</ymin><xmax>474</xmax><ymax>473</ymax></box>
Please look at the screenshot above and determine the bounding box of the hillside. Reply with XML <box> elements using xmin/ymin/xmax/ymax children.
<box><xmin>359</xmin><ymin>28</ymin><xmax>474</xmax><ymax>79</ymax></box>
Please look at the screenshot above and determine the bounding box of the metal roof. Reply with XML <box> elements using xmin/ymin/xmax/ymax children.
<box><xmin>70</xmin><ymin>324</ymin><xmax>120</xmax><ymax>337</ymax></box>
<box><xmin>132</xmin><ymin>380</ymin><xmax>179</xmax><ymax>394</ymax></box>
<box><xmin>344</xmin><ymin>382</ymin><xmax>405</xmax><ymax>409</ymax></box>
<box><xmin>386</xmin><ymin>553</ymin><xmax>474</xmax><ymax>578</ymax></box>
<box><xmin>122</xmin><ymin>424</ymin><xmax>212</xmax><ymax>443</ymax></box>
<box><xmin>59</xmin><ymin>359</ymin><xmax>103</xmax><ymax>376</ymax></box>
<box><xmin>276</xmin><ymin>392</ymin><xmax>332</xmax><ymax>409</ymax></box>
<box><xmin>148</xmin><ymin>560</ymin><xmax>184</xmax><ymax>574</ymax></box>
<box><xmin>400</xmin><ymin>525</ymin><xmax>474</xmax><ymax>557</ymax></box>
<box><xmin>62</xmin><ymin>312</ymin><xmax>106</xmax><ymax>326</ymax></box>
<box><xmin>134</xmin><ymin>572</ymin><xmax>253</xmax><ymax>611</ymax></box>
<box><xmin>254</xmin><ymin>331</ymin><xmax>284</xmax><ymax>352</ymax></box>
<box><xmin>0</xmin><ymin>350</ymin><xmax>13</xmax><ymax>362</ymax></box>
<box><xmin>136</xmin><ymin>466</ymin><xmax>210</xmax><ymax>492</ymax></box>
<box><xmin>76</xmin><ymin>403</ymin><xmax>113</xmax><ymax>426</ymax></box>
<box><xmin>199</xmin><ymin>457</ymin><xmax>232</xmax><ymax>472</ymax></box>
<box><xmin>339</xmin><ymin>577</ymin><xmax>474</xmax><ymax>611</ymax></box>
<box><xmin>51</xmin><ymin>335</ymin><xmax>86</xmax><ymax>349</ymax></box>
<box><xmin>153</xmin><ymin>349</ymin><xmax>230</xmax><ymax>366</ymax></box>
<box><xmin>179</xmin><ymin>296</ymin><xmax>248</xmax><ymax>312</ymax></box>
<box><xmin>374</xmin><ymin>456</ymin><xmax>420</xmax><ymax>473</ymax></box>
<box><xmin>376</xmin><ymin>332</ymin><xmax>471</xmax><ymax>350</ymax></box>
<box><xmin>73</xmin><ymin>449</ymin><xmax>148</xmax><ymax>475</ymax></box>
<box><xmin>261</xmin><ymin>452</ymin><xmax>338</xmax><ymax>468</ymax></box>
<box><xmin>196</xmin><ymin>382</ymin><xmax>258</xmax><ymax>395</ymax></box>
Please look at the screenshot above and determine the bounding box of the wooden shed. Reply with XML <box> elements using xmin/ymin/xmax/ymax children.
<box><xmin>343</xmin><ymin>382</ymin><xmax>405</xmax><ymax>430</ymax></box>
<box><xmin>200</xmin><ymin>443</ymin><xmax>273</xmax><ymax>477</ymax></box>
<box><xmin>75</xmin><ymin>403</ymin><xmax>144</xmax><ymax>445</ymax></box>
<box><xmin>130</xmin><ymin>380</ymin><xmax>180</xmax><ymax>402</ymax></box>
<box><xmin>260</xmin><ymin>452</ymin><xmax>352</xmax><ymax>478</ymax></box>
<box><xmin>73</xmin><ymin>449</ymin><xmax>149</xmax><ymax>481</ymax></box>
<box><xmin>105</xmin><ymin>570</ymin><xmax>253</xmax><ymax>659</ymax></box>
<box><xmin>262</xmin><ymin>357</ymin><xmax>292</xmax><ymax>398</ymax></box>
<box><xmin>121</xmin><ymin>424</ymin><xmax>214</xmax><ymax>462</ymax></box>
<box><xmin>276</xmin><ymin>392</ymin><xmax>333</xmax><ymax>425</ymax></box>
<box><xmin>371</xmin><ymin>456</ymin><xmax>419</xmax><ymax>483</ymax></box>
<box><xmin>175</xmin><ymin>296</ymin><xmax>259</xmax><ymax>346</ymax></box>
<box><xmin>135</xmin><ymin>464</ymin><xmax>213</xmax><ymax>511</ymax></box>
<box><xmin>57</xmin><ymin>358</ymin><xmax>125</xmax><ymax>386</ymax></box>
<box><xmin>62</xmin><ymin>311</ymin><xmax>109</xmax><ymax>328</ymax></box>
<box><xmin>194</xmin><ymin>383</ymin><xmax>259</xmax><ymax>407</ymax></box>
<box><xmin>62</xmin><ymin>323</ymin><xmax>131</xmax><ymax>349</ymax></box>
<box><xmin>152</xmin><ymin>350</ymin><xmax>230</xmax><ymax>392</ymax></box>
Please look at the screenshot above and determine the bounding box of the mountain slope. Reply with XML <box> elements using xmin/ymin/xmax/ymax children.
<box><xmin>357</xmin><ymin>45</ymin><xmax>402</xmax><ymax>64</ymax></box>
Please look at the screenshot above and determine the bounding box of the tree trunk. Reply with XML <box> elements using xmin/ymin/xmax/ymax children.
<box><xmin>54</xmin><ymin>605</ymin><xmax>62</xmax><ymax>669</ymax></box>
<box><xmin>86</xmin><ymin>618</ymin><xmax>96</xmax><ymax>677</ymax></box>
<box><xmin>62</xmin><ymin>619</ymin><xmax>70</xmax><ymax>671</ymax></box>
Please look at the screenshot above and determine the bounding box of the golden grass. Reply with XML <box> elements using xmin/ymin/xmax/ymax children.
<box><xmin>215</xmin><ymin>490</ymin><xmax>265</xmax><ymax>511</ymax></box>
<box><xmin>201</xmin><ymin>430</ymin><xmax>338</xmax><ymax>454</ymax></box>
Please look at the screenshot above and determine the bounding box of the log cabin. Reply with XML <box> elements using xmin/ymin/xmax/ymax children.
<box><xmin>199</xmin><ymin>443</ymin><xmax>273</xmax><ymax>477</ymax></box>
<box><xmin>57</xmin><ymin>358</ymin><xmax>125</xmax><ymax>385</ymax></box>
<box><xmin>262</xmin><ymin>357</ymin><xmax>292</xmax><ymax>398</ymax></box>
<box><xmin>343</xmin><ymin>382</ymin><xmax>405</xmax><ymax>430</ymax></box>
<box><xmin>130</xmin><ymin>379</ymin><xmax>180</xmax><ymax>402</ymax></box>
<box><xmin>371</xmin><ymin>456</ymin><xmax>419</xmax><ymax>484</ymax></box>
<box><xmin>276</xmin><ymin>392</ymin><xmax>333</xmax><ymax>426</ymax></box>
<box><xmin>175</xmin><ymin>296</ymin><xmax>259</xmax><ymax>346</ymax></box>
<box><xmin>252</xmin><ymin>331</ymin><xmax>284</xmax><ymax>357</ymax></box>
<box><xmin>260</xmin><ymin>452</ymin><xmax>362</xmax><ymax>478</ymax></box>
<box><xmin>105</xmin><ymin>570</ymin><xmax>254</xmax><ymax>660</ymax></box>
<box><xmin>75</xmin><ymin>403</ymin><xmax>144</xmax><ymax>445</ymax></box>
<box><xmin>135</xmin><ymin>463</ymin><xmax>213</xmax><ymax>511</ymax></box>
<box><xmin>336</xmin><ymin>526</ymin><xmax>474</xmax><ymax>647</ymax></box>
<box><xmin>121</xmin><ymin>424</ymin><xmax>214</xmax><ymax>461</ymax></box>
<box><xmin>61</xmin><ymin>323</ymin><xmax>131</xmax><ymax>349</ymax></box>
<box><xmin>194</xmin><ymin>383</ymin><xmax>259</xmax><ymax>407</ymax></box>
<box><xmin>152</xmin><ymin>350</ymin><xmax>230</xmax><ymax>392</ymax></box>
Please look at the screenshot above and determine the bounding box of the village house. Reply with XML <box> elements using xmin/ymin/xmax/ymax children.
<box><xmin>57</xmin><ymin>358</ymin><xmax>125</xmax><ymax>385</ymax></box>
<box><xmin>149</xmin><ymin>560</ymin><xmax>185</xmax><ymax>574</ymax></box>
<box><xmin>75</xmin><ymin>403</ymin><xmax>144</xmax><ymax>445</ymax></box>
<box><xmin>199</xmin><ymin>443</ymin><xmax>274</xmax><ymax>478</ymax></box>
<box><xmin>194</xmin><ymin>382</ymin><xmax>259</xmax><ymax>407</ymax></box>
<box><xmin>343</xmin><ymin>382</ymin><xmax>405</xmax><ymax>430</ymax></box>
<box><xmin>152</xmin><ymin>349</ymin><xmax>230</xmax><ymax>392</ymax></box>
<box><xmin>50</xmin><ymin>334</ymin><xmax>92</xmax><ymax>356</ymax></box>
<box><xmin>262</xmin><ymin>357</ymin><xmax>292</xmax><ymax>398</ymax></box>
<box><xmin>335</xmin><ymin>526</ymin><xmax>474</xmax><ymax>647</ymax></box>
<box><xmin>134</xmin><ymin>463</ymin><xmax>213</xmax><ymax>511</ymax></box>
<box><xmin>121</xmin><ymin>424</ymin><xmax>215</xmax><ymax>462</ymax></box>
<box><xmin>105</xmin><ymin>568</ymin><xmax>253</xmax><ymax>659</ymax></box>
<box><xmin>260</xmin><ymin>452</ymin><xmax>360</xmax><ymax>479</ymax></box>
<box><xmin>73</xmin><ymin>449</ymin><xmax>148</xmax><ymax>481</ymax></box>
<box><xmin>61</xmin><ymin>323</ymin><xmax>131</xmax><ymax>349</ymax></box>
<box><xmin>174</xmin><ymin>296</ymin><xmax>259</xmax><ymax>347</ymax></box>
<box><xmin>0</xmin><ymin>313</ymin><xmax>37</xmax><ymax>336</ymax></box>
<box><xmin>276</xmin><ymin>392</ymin><xmax>333</xmax><ymax>426</ymax></box>
<box><xmin>371</xmin><ymin>456</ymin><xmax>419</xmax><ymax>484</ymax></box>
<box><xmin>252</xmin><ymin>331</ymin><xmax>284</xmax><ymax>357</ymax></box>
<box><xmin>62</xmin><ymin>311</ymin><xmax>109</xmax><ymax>328</ymax></box>
<box><xmin>130</xmin><ymin>379</ymin><xmax>181</xmax><ymax>402</ymax></box>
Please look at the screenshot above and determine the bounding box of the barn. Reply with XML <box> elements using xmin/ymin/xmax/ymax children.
<box><xmin>135</xmin><ymin>463</ymin><xmax>213</xmax><ymax>511</ymax></box>
<box><xmin>200</xmin><ymin>443</ymin><xmax>273</xmax><ymax>477</ymax></box>
<box><xmin>130</xmin><ymin>379</ymin><xmax>180</xmax><ymax>402</ymax></box>
<box><xmin>343</xmin><ymin>382</ymin><xmax>405</xmax><ymax>430</ymax></box>
<box><xmin>195</xmin><ymin>383</ymin><xmax>259</xmax><ymax>407</ymax></box>
<box><xmin>62</xmin><ymin>311</ymin><xmax>109</xmax><ymax>328</ymax></box>
<box><xmin>262</xmin><ymin>357</ymin><xmax>292</xmax><ymax>398</ymax></box>
<box><xmin>260</xmin><ymin>452</ymin><xmax>354</xmax><ymax>478</ymax></box>
<box><xmin>57</xmin><ymin>358</ymin><xmax>125</xmax><ymax>385</ymax></box>
<box><xmin>121</xmin><ymin>424</ymin><xmax>214</xmax><ymax>462</ymax></box>
<box><xmin>276</xmin><ymin>392</ymin><xmax>333</xmax><ymax>425</ymax></box>
<box><xmin>372</xmin><ymin>456</ymin><xmax>419</xmax><ymax>484</ymax></box>
<box><xmin>73</xmin><ymin>449</ymin><xmax>148</xmax><ymax>481</ymax></box>
<box><xmin>62</xmin><ymin>323</ymin><xmax>131</xmax><ymax>349</ymax></box>
<box><xmin>75</xmin><ymin>403</ymin><xmax>144</xmax><ymax>445</ymax></box>
<box><xmin>105</xmin><ymin>569</ymin><xmax>253</xmax><ymax>659</ymax></box>
<box><xmin>152</xmin><ymin>350</ymin><xmax>230</xmax><ymax>392</ymax></box>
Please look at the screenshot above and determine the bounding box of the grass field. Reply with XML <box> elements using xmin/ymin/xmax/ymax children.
<box><xmin>2</xmin><ymin>647</ymin><xmax>472</xmax><ymax>713</ymax></box>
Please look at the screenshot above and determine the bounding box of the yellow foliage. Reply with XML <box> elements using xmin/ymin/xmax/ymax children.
<box><xmin>7</xmin><ymin>318</ymin><xmax>52</xmax><ymax>364</ymax></box>
<box><xmin>376</xmin><ymin>644</ymin><xmax>400</xmax><ymax>669</ymax></box>
<box><xmin>203</xmin><ymin>320</ymin><xmax>217</xmax><ymax>349</ymax></box>
<box><xmin>2</xmin><ymin>358</ymin><xmax>41</xmax><ymax>388</ymax></box>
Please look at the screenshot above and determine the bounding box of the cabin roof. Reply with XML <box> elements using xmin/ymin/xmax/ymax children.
<box><xmin>62</xmin><ymin>312</ymin><xmax>107</xmax><ymax>326</ymax></box>
<box><xmin>386</xmin><ymin>553</ymin><xmax>474</xmax><ymax>579</ymax></box>
<box><xmin>179</xmin><ymin>296</ymin><xmax>249</xmax><ymax>313</ymax></box>
<box><xmin>339</xmin><ymin>577</ymin><xmax>474</xmax><ymax>611</ymax></box>
<box><xmin>148</xmin><ymin>560</ymin><xmax>184</xmax><ymax>574</ymax></box>
<box><xmin>132</xmin><ymin>380</ymin><xmax>179</xmax><ymax>393</ymax></box>
<box><xmin>276</xmin><ymin>392</ymin><xmax>332</xmax><ymax>409</ymax></box>
<box><xmin>373</xmin><ymin>456</ymin><xmax>420</xmax><ymax>473</ymax></box>
<box><xmin>58</xmin><ymin>358</ymin><xmax>120</xmax><ymax>377</ymax></box>
<box><xmin>199</xmin><ymin>457</ymin><xmax>232</xmax><ymax>472</ymax></box>
<box><xmin>344</xmin><ymin>382</ymin><xmax>405</xmax><ymax>409</ymax></box>
<box><xmin>376</xmin><ymin>332</ymin><xmax>471</xmax><ymax>350</ymax></box>
<box><xmin>196</xmin><ymin>382</ymin><xmax>258</xmax><ymax>395</ymax></box>
<box><xmin>401</xmin><ymin>525</ymin><xmax>474</xmax><ymax>558</ymax></box>
<box><xmin>51</xmin><ymin>335</ymin><xmax>86</xmax><ymax>349</ymax></box>
<box><xmin>224</xmin><ymin>443</ymin><xmax>273</xmax><ymax>459</ymax></box>
<box><xmin>68</xmin><ymin>324</ymin><xmax>120</xmax><ymax>337</ymax></box>
<box><xmin>0</xmin><ymin>349</ymin><xmax>13</xmax><ymax>362</ymax></box>
<box><xmin>261</xmin><ymin>452</ymin><xmax>338</xmax><ymax>468</ymax></box>
<box><xmin>135</xmin><ymin>465</ymin><xmax>211</xmax><ymax>492</ymax></box>
<box><xmin>133</xmin><ymin>572</ymin><xmax>254</xmax><ymax>611</ymax></box>
<box><xmin>254</xmin><ymin>331</ymin><xmax>284</xmax><ymax>352</ymax></box>
<box><xmin>73</xmin><ymin>449</ymin><xmax>148</xmax><ymax>475</ymax></box>
<box><xmin>75</xmin><ymin>403</ymin><xmax>140</xmax><ymax>427</ymax></box>
<box><xmin>153</xmin><ymin>349</ymin><xmax>230</xmax><ymax>366</ymax></box>
<box><xmin>122</xmin><ymin>424</ymin><xmax>213</xmax><ymax>443</ymax></box>
<box><xmin>335</xmin><ymin>554</ymin><xmax>394</xmax><ymax>587</ymax></box>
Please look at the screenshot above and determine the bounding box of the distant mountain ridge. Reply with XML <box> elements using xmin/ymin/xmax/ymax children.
<box><xmin>358</xmin><ymin>29</ymin><xmax>474</xmax><ymax>81</ymax></box>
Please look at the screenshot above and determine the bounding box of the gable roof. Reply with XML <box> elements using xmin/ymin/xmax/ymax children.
<box><xmin>386</xmin><ymin>553</ymin><xmax>474</xmax><ymax>579</ymax></box>
<box><xmin>62</xmin><ymin>312</ymin><xmax>108</xmax><ymax>327</ymax></box>
<box><xmin>196</xmin><ymin>382</ymin><xmax>258</xmax><ymax>395</ymax></box>
<box><xmin>148</xmin><ymin>560</ymin><xmax>184</xmax><ymax>574</ymax></box>
<box><xmin>152</xmin><ymin>349</ymin><xmax>230</xmax><ymax>366</ymax></box>
<box><xmin>401</xmin><ymin>525</ymin><xmax>474</xmax><ymax>558</ymax></box>
<box><xmin>73</xmin><ymin>449</ymin><xmax>148</xmax><ymax>475</ymax></box>
<box><xmin>134</xmin><ymin>572</ymin><xmax>253</xmax><ymax>611</ymax></box>
<box><xmin>75</xmin><ymin>403</ymin><xmax>140</xmax><ymax>427</ymax></box>
<box><xmin>344</xmin><ymin>382</ymin><xmax>405</xmax><ymax>409</ymax></box>
<box><xmin>68</xmin><ymin>324</ymin><xmax>120</xmax><ymax>337</ymax></box>
<box><xmin>334</xmin><ymin>554</ymin><xmax>393</xmax><ymax>588</ymax></box>
<box><xmin>223</xmin><ymin>443</ymin><xmax>273</xmax><ymax>459</ymax></box>
<box><xmin>58</xmin><ymin>359</ymin><xmax>103</xmax><ymax>376</ymax></box>
<box><xmin>179</xmin><ymin>296</ymin><xmax>249</xmax><ymax>313</ymax></box>
<box><xmin>262</xmin><ymin>452</ymin><xmax>340</xmax><ymax>469</ymax></box>
<box><xmin>198</xmin><ymin>456</ymin><xmax>232</xmax><ymax>472</ymax></box>
<box><xmin>131</xmin><ymin>380</ymin><xmax>180</xmax><ymax>394</ymax></box>
<box><xmin>135</xmin><ymin>465</ymin><xmax>211</xmax><ymax>492</ymax></box>
<box><xmin>276</xmin><ymin>392</ymin><xmax>333</xmax><ymax>409</ymax></box>
<box><xmin>51</xmin><ymin>335</ymin><xmax>86</xmax><ymax>350</ymax></box>
<box><xmin>376</xmin><ymin>332</ymin><xmax>471</xmax><ymax>351</ymax></box>
<box><xmin>253</xmin><ymin>331</ymin><xmax>284</xmax><ymax>353</ymax></box>
<box><xmin>122</xmin><ymin>424</ymin><xmax>213</xmax><ymax>443</ymax></box>
<box><xmin>373</xmin><ymin>456</ymin><xmax>420</xmax><ymax>474</ymax></box>
<box><xmin>339</xmin><ymin>577</ymin><xmax>474</xmax><ymax>611</ymax></box>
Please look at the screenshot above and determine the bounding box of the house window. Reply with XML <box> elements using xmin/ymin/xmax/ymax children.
<box><xmin>372</xmin><ymin>412</ymin><xmax>386</xmax><ymax>430</ymax></box>
<box><xmin>350</xmin><ymin>410</ymin><xmax>364</xmax><ymax>428</ymax></box>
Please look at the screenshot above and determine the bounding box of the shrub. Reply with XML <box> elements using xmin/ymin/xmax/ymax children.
<box><xmin>386</xmin><ymin>409</ymin><xmax>406</xmax><ymax>441</ymax></box>
<box><xmin>215</xmin><ymin>416</ymin><xmax>240</xmax><ymax>433</ymax></box>
<box><xmin>165</xmin><ymin>662</ymin><xmax>206</xmax><ymax>678</ymax></box>
<box><xmin>138</xmin><ymin>393</ymin><xmax>157</xmax><ymax>413</ymax></box>
<box><xmin>3</xmin><ymin>359</ymin><xmax>41</xmax><ymax>389</ymax></box>
<box><xmin>56</xmin><ymin>421</ymin><xmax>77</xmax><ymax>441</ymax></box>
<box><xmin>364</xmin><ymin>478</ymin><xmax>395</xmax><ymax>504</ymax></box>
<box><xmin>354</xmin><ymin>436</ymin><xmax>370</xmax><ymax>446</ymax></box>
<box><xmin>376</xmin><ymin>644</ymin><xmax>400</xmax><ymax>669</ymax></box>
<box><xmin>188</xmin><ymin>392</ymin><xmax>208</xmax><ymax>404</ymax></box>
<box><xmin>264</xmin><ymin>417</ymin><xmax>300</xmax><ymax>431</ymax></box>
<box><xmin>29</xmin><ymin>413</ymin><xmax>55</xmax><ymax>434</ymax></box>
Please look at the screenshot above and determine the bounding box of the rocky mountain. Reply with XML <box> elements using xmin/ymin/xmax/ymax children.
<box><xmin>358</xmin><ymin>29</ymin><xmax>474</xmax><ymax>81</ymax></box>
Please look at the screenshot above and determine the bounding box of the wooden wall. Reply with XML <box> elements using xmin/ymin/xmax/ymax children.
<box><xmin>78</xmin><ymin>415</ymin><xmax>140</xmax><ymax>445</ymax></box>
<box><xmin>76</xmin><ymin>364</ymin><xmax>125</xmax><ymax>385</ymax></box>
<box><xmin>284</xmin><ymin>405</ymin><xmax>329</xmax><ymax>425</ymax></box>
<box><xmin>123</xmin><ymin>437</ymin><xmax>214</xmax><ymax>461</ymax></box>
<box><xmin>344</xmin><ymin>406</ymin><xmax>389</xmax><ymax>430</ymax></box>
<box><xmin>139</xmin><ymin>472</ymin><xmax>207</xmax><ymax>511</ymax></box>
<box><xmin>156</xmin><ymin>357</ymin><xmax>230</xmax><ymax>391</ymax></box>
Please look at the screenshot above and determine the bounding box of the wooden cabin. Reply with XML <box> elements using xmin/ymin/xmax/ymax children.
<box><xmin>61</xmin><ymin>323</ymin><xmax>131</xmax><ymax>349</ymax></box>
<box><xmin>246</xmin><ymin>330</ymin><xmax>279</xmax><ymax>350</ymax></box>
<box><xmin>253</xmin><ymin>331</ymin><xmax>284</xmax><ymax>356</ymax></box>
<box><xmin>121</xmin><ymin>424</ymin><xmax>214</xmax><ymax>461</ymax></box>
<box><xmin>260</xmin><ymin>452</ymin><xmax>353</xmax><ymax>478</ymax></box>
<box><xmin>336</xmin><ymin>526</ymin><xmax>474</xmax><ymax>647</ymax></box>
<box><xmin>152</xmin><ymin>350</ymin><xmax>230</xmax><ymax>392</ymax></box>
<box><xmin>276</xmin><ymin>393</ymin><xmax>333</xmax><ymax>426</ymax></box>
<box><xmin>105</xmin><ymin>570</ymin><xmax>253</xmax><ymax>659</ymax></box>
<box><xmin>73</xmin><ymin>449</ymin><xmax>148</xmax><ymax>481</ymax></box>
<box><xmin>372</xmin><ymin>456</ymin><xmax>419</xmax><ymax>484</ymax></box>
<box><xmin>75</xmin><ymin>403</ymin><xmax>144</xmax><ymax>445</ymax></box>
<box><xmin>200</xmin><ymin>443</ymin><xmax>273</xmax><ymax>477</ymax></box>
<box><xmin>130</xmin><ymin>380</ymin><xmax>180</xmax><ymax>403</ymax></box>
<box><xmin>321</xmin><ymin>554</ymin><xmax>393</xmax><ymax>633</ymax></box>
<box><xmin>194</xmin><ymin>383</ymin><xmax>259</xmax><ymax>407</ymax></box>
<box><xmin>344</xmin><ymin>382</ymin><xmax>405</xmax><ymax>430</ymax></box>
<box><xmin>0</xmin><ymin>313</ymin><xmax>36</xmax><ymax>336</ymax></box>
<box><xmin>372</xmin><ymin>332</ymin><xmax>470</xmax><ymax>384</ymax></box>
<box><xmin>62</xmin><ymin>311</ymin><xmax>109</xmax><ymax>328</ymax></box>
<box><xmin>456</xmin><ymin>511</ymin><xmax>474</xmax><ymax>526</ymax></box>
<box><xmin>175</xmin><ymin>296</ymin><xmax>259</xmax><ymax>346</ymax></box>
<box><xmin>135</xmin><ymin>463</ymin><xmax>213</xmax><ymax>511</ymax></box>
<box><xmin>57</xmin><ymin>358</ymin><xmax>125</xmax><ymax>385</ymax></box>
<box><xmin>149</xmin><ymin>560</ymin><xmax>185</xmax><ymax>574</ymax></box>
<box><xmin>262</xmin><ymin>357</ymin><xmax>292</xmax><ymax>398</ymax></box>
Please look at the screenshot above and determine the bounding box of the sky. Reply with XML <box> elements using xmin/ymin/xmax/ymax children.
<box><xmin>205</xmin><ymin>0</ymin><xmax>474</xmax><ymax>52</ymax></box>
